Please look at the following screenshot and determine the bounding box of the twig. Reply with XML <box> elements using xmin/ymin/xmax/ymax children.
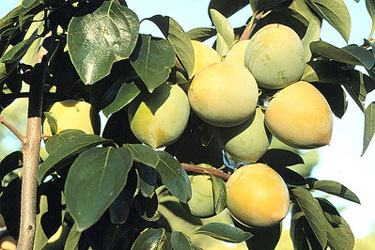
<box><xmin>0</xmin><ymin>115</ymin><xmax>25</xmax><ymax>143</ymax></box>
<box><xmin>239</xmin><ymin>11</ymin><xmax>263</xmax><ymax>41</ymax></box>
<box><xmin>181</xmin><ymin>163</ymin><xmax>231</xmax><ymax>181</ymax></box>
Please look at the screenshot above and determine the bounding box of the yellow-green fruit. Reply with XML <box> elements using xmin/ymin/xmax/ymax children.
<box><xmin>188</xmin><ymin>62</ymin><xmax>258</xmax><ymax>127</ymax></box>
<box><xmin>244</xmin><ymin>23</ymin><xmax>305</xmax><ymax>89</ymax></box>
<box><xmin>225</xmin><ymin>40</ymin><xmax>250</xmax><ymax>65</ymax></box>
<box><xmin>216</xmin><ymin>107</ymin><xmax>271</xmax><ymax>163</ymax></box>
<box><xmin>43</xmin><ymin>100</ymin><xmax>100</xmax><ymax>136</ymax></box>
<box><xmin>191</xmin><ymin>40</ymin><xmax>222</xmax><ymax>76</ymax></box>
<box><xmin>128</xmin><ymin>84</ymin><xmax>190</xmax><ymax>149</ymax></box>
<box><xmin>265</xmin><ymin>81</ymin><xmax>333</xmax><ymax>149</ymax></box>
<box><xmin>186</xmin><ymin>175</ymin><xmax>215</xmax><ymax>218</ymax></box>
<box><xmin>226</xmin><ymin>163</ymin><xmax>290</xmax><ymax>228</ymax></box>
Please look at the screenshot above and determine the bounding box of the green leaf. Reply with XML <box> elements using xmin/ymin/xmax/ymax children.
<box><xmin>45</xmin><ymin>129</ymin><xmax>87</xmax><ymax>154</ymax></box>
<box><xmin>310</xmin><ymin>41</ymin><xmax>375</xmax><ymax>70</ymax></box>
<box><xmin>102</xmin><ymin>82</ymin><xmax>140</xmax><ymax>117</ymax></box>
<box><xmin>244</xmin><ymin>223</ymin><xmax>282</xmax><ymax>250</ymax></box>
<box><xmin>208</xmin><ymin>0</ymin><xmax>248</xmax><ymax>19</ymax></box>
<box><xmin>326</xmin><ymin>215</ymin><xmax>355</xmax><ymax>250</ymax></box>
<box><xmin>0</xmin><ymin>61</ymin><xmax>17</xmax><ymax>85</ymax></box>
<box><xmin>64</xmin><ymin>224</ymin><xmax>81</xmax><ymax>250</ymax></box>
<box><xmin>316</xmin><ymin>198</ymin><xmax>341</xmax><ymax>226</ymax></box>
<box><xmin>145</xmin><ymin>15</ymin><xmax>195</xmax><ymax>78</ymax></box>
<box><xmin>302</xmin><ymin>19</ymin><xmax>321</xmax><ymax>62</ymax></box>
<box><xmin>289</xmin><ymin>0</ymin><xmax>322</xmax><ymax>26</ymax></box>
<box><xmin>306</xmin><ymin>0</ymin><xmax>350</xmax><ymax>43</ymax></box>
<box><xmin>67</xmin><ymin>1</ymin><xmax>139</xmax><ymax>84</ymax></box>
<box><xmin>366</xmin><ymin>0</ymin><xmax>375</xmax><ymax>38</ymax></box>
<box><xmin>209</xmin><ymin>8</ymin><xmax>234</xmax><ymax>54</ymax></box>
<box><xmin>194</xmin><ymin>222</ymin><xmax>252</xmax><ymax>243</ymax></box>
<box><xmin>136</xmin><ymin>163</ymin><xmax>157</xmax><ymax>197</ymax></box>
<box><xmin>215</xmin><ymin>33</ymin><xmax>230</xmax><ymax>57</ymax></box>
<box><xmin>187</xmin><ymin>27</ymin><xmax>216</xmax><ymax>42</ymax></box>
<box><xmin>258</xmin><ymin>149</ymin><xmax>304</xmax><ymax>168</ymax></box>
<box><xmin>38</xmin><ymin>134</ymin><xmax>113</xmax><ymax>183</ymax></box>
<box><xmin>249</xmin><ymin>0</ymin><xmax>291</xmax><ymax>11</ymax></box>
<box><xmin>156</xmin><ymin>151</ymin><xmax>192</xmax><ymax>203</ymax></box>
<box><xmin>0</xmin><ymin>29</ymin><xmax>38</xmax><ymax>63</ymax></box>
<box><xmin>131</xmin><ymin>228</ymin><xmax>168</xmax><ymax>250</ymax></box>
<box><xmin>208</xmin><ymin>173</ymin><xmax>227</xmax><ymax>214</ymax></box>
<box><xmin>363</xmin><ymin>102</ymin><xmax>375</xmax><ymax>156</ymax></box>
<box><xmin>43</xmin><ymin>111</ymin><xmax>58</xmax><ymax>136</ymax></box>
<box><xmin>65</xmin><ymin>146</ymin><xmax>133</xmax><ymax>231</ymax></box>
<box><xmin>124</xmin><ymin>143</ymin><xmax>159</xmax><ymax>167</ymax></box>
<box><xmin>171</xmin><ymin>231</ymin><xmax>192</xmax><ymax>250</ymax></box>
<box><xmin>33</xmin><ymin>195</ymin><xmax>49</xmax><ymax>250</ymax></box>
<box><xmin>22</xmin><ymin>0</ymin><xmax>38</xmax><ymax>8</ymax></box>
<box><xmin>291</xmin><ymin>187</ymin><xmax>328</xmax><ymax>248</ymax></box>
<box><xmin>301</xmin><ymin>61</ymin><xmax>349</xmax><ymax>83</ymax></box>
<box><xmin>0</xmin><ymin>151</ymin><xmax>22</xmax><ymax>180</ymax></box>
<box><xmin>130</xmin><ymin>34</ymin><xmax>175</xmax><ymax>93</ymax></box>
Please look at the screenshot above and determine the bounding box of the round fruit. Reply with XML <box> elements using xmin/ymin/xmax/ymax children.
<box><xmin>128</xmin><ymin>84</ymin><xmax>190</xmax><ymax>149</ymax></box>
<box><xmin>43</xmin><ymin>100</ymin><xmax>100</xmax><ymax>136</ymax></box>
<box><xmin>226</xmin><ymin>163</ymin><xmax>290</xmax><ymax>228</ymax></box>
<box><xmin>186</xmin><ymin>174</ymin><xmax>215</xmax><ymax>218</ymax></box>
<box><xmin>244</xmin><ymin>23</ymin><xmax>305</xmax><ymax>89</ymax></box>
<box><xmin>191</xmin><ymin>40</ymin><xmax>222</xmax><ymax>76</ymax></box>
<box><xmin>225</xmin><ymin>40</ymin><xmax>250</xmax><ymax>65</ymax></box>
<box><xmin>0</xmin><ymin>235</ymin><xmax>16</xmax><ymax>250</ymax></box>
<box><xmin>216</xmin><ymin>107</ymin><xmax>271</xmax><ymax>163</ymax></box>
<box><xmin>265</xmin><ymin>81</ymin><xmax>333</xmax><ymax>149</ymax></box>
<box><xmin>188</xmin><ymin>61</ymin><xmax>258</xmax><ymax>127</ymax></box>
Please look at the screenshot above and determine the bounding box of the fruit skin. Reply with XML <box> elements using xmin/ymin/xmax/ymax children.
<box><xmin>43</xmin><ymin>100</ymin><xmax>100</xmax><ymax>136</ymax></box>
<box><xmin>265</xmin><ymin>81</ymin><xmax>333</xmax><ymax>149</ymax></box>
<box><xmin>226</xmin><ymin>163</ymin><xmax>290</xmax><ymax>228</ymax></box>
<box><xmin>244</xmin><ymin>23</ymin><xmax>305</xmax><ymax>89</ymax></box>
<box><xmin>225</xmin><ymin>40</ymin><xmax>250</xmax><ymax>65</ymax></box>
<box><xmin>128</xmin><ymin>84</ymin><xmax>190</xmax><ymax>149</ymax></box>
<box><xmin>185</xmin><ymin>174</ymin><xmax>215</xmax><ymax>218</ymax></box>
<box><xmin>188</xmin><ymin>61</ymin><xmax>258</xmax><ymax>127</ymax></box>
<box><xmin>215</xmin><ymin>107</ymin><xmax>271</xmax><ymax>163</ymax></box>
<box><xmin>191</xmin><ymin>40</ymin><xmax>222</xmax><ymax>76</ymax></box>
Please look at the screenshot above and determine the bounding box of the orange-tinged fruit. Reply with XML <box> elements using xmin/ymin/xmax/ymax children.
<box><xmin>188</xmin><ymin>61</ymin><xmax>258</xmax><ymax>127</ymax></box>
<box><xmin>128</xmin><ymin>84</ymin><xmax>190</xmax><ymax>149</ymax></box>
<box><xmin>225</xmin><ymin>40</ymin><xmax>250</xmax><ymax>65</ymax></box>
<box><xmin>265</xmin><ymin>81</ymin><xmax>333</xmax><ymax>149</ymax></box>
<box><xmin>191</xmin><ymin>40</ymin><xmax>222</xmax><ymax>76</ymax></box>
<box><xmin>216</xmin><ymin>107</ymin><xmax>271</xmax><ymax>163</ymax></box>
<box><xmin>226</xmin><ymin>163</ymin><xmax>290</xmax><ymax>228</ymax></box>
<box><xmin>43</xmin><ymin>100</ymin><xmax>100</xmax><ymax>136</ymax></box>
<box><xmin>245</xmin><ymin>23</ymin><xmax>305</xmax><ymax>89</ymax></box>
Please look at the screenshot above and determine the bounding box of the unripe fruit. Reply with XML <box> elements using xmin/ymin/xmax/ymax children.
<box><xmin>216</xmin><ymin>107</ymin><xmax>271</xmax><ymax>163</ymax></box>
<box><xmin>186</xmin><ymin>175</ymin><xmax>215</xmax><ymax>218</ymax></box>
<box><xmin>128</xmin><ymin>84</ymin><xmax>190</xmax><ymax>149</ymax></box>
<box><xmin>188</xmin><ymin>62</ymin><xmax>259</xmax><ymax>127</ymax></box>
<box><xmin>225</xmin><ymin>40</ymin><xmax>250</xmax><ymax>65</ymax></box>
<box><xmin>43</xmin><ymin>100</ymin><xmax>100</xmax><ymax>136</ymax></box>
<box><xmin>226</xmin><ymin>163</ymin><xmax>290</xmax><ymax>228</ymax></box>
<box><xmin>191</xmin><ymin>40</ymin><xmax>222</xmax><ymax>76</ymax></box>
<box><xmin>265</xmin><ymin>81</ymin><xmax>333</xmax><ymax>149</ymax></box>
<box><xmin>244</xmin><ymin>23</ymin><xmax>305</xmax><ymax>89</ymax></box>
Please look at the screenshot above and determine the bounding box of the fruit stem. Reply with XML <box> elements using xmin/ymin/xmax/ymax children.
<box><xmin>0</xmin><ymin>115</ymin><xmax>26</xmax><ymax>143</ymax></box>
<box><xmin>181</xmin><ymin>163</ymin><xmax>231</xmax><ymax>181</ymax></box>
<box><xmin>239</xmin><ymin>11</ymin><xmax>263</xmax><ymax>41</ymax></box>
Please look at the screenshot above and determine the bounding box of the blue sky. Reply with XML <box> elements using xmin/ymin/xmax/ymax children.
<box><xmin>1</xmin><ymin>0</ymin><xmax>375</xmax><ymax>238</ymax></box>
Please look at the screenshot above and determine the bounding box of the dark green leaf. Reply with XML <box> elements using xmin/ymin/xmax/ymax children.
<box><xmin>208</xmin><ymin>173</ymin><xmax>226</xmax><ymax>214</ymax></box>
<box><xmin>43</xmin><ymin>111</ymin><xmax>58</xmax><ymax>136</ymax></box>
<box><xmin>22</xmin><ymin>0</ymin><xmax>38</xmax><ymax>9</ymax></box>
<box><xmin>130</xmin><ymin>34</ymin><xmax>175</xmax><ymax>93</ymax></box>
<box><xmin>0</xmin><ymin>178</ymin><xmax>21</xmax><ymax>239</ymax></box>
<box><xmin>38</xmin><ymin>134</ymin><xmax>113</xmax><ymax>183</ymax></box>
<box><xmin>0</xmin><ymin>6</ymin><xmax>22</xmax><ymax>36</ymax></box>
<box><xmin>326</xmin><ymin>215</ymin><xmax>355</xmax><ymax>250</ymax></box>
<box><xmin>310</xmin><ymin>41</ymin><xmax>374</xmax><ymax>69</ymax></box>
<box><xmin>64</xmin><ymin>224</ymin><xmax>81</xmax><ymax>250</ymax></box>
<box><xmin>194</xmin><ymin>222</ymin><xmax>252</xmax><ymax>243</ymax></box>
<box><xmin>363</xmin><ymin>102</ymin><xmax>375</xmax><ymax>156</ymax></box>
<box><xmin>125</xmin><ymin>143</ymin><xmax>159</xmax><ymax>167</ymax></box>
<box><xmin>291</xmin><ymin>187</ymin><xmax>327</xmax><ymax>248</ymax></box>
<box><xmin>156</xmin><ymin>151</ymin><xmax>192</xmax><ymax>203</ymax></box>
<box><xmin>0</xmin><ymin>151</ymin><xmax>22</xmax><ymax>180</ymax></box>
<box><xmin>131</xmin><ymin>228</ymin><xmax>167</xmax><ymax>250</ymax></box>
<box><xmin>289</xmin><ymin>0</ymin><xmax>322</xmax><ymax>26</ymax></box>
<box><xmin>134</xmin><ymin>193</ymin><xmax>160</xmax><ymax>222</ymax></box>
<box><xmin>187</xmin><ymin>27</ymin><xmax>216</xmax><ymax>42</ymax></box>
<box><xmin>102</xmin><ymin>82</ymin><xmax>140</xmax><ymax>117</ymax></box>
<box><xmin>258</xmin><ymin>149</ymin><xmax>304</xmax><ymax>168</ymax></box>
<box><xmin>316</xmin><ymin>198</ymin><xmax>341</xmax><ymax>226</ymax></box>
<box><xmin>208</xmin><ymin>0</ymin><xmax>248</xmax><ymax>19</ymax></box>
<box><xmin>45</xmin><ymin>129</ymin><xmax>87</xmax><ymax>154</ymax></box>
<box><xmin>249</xmin><ymin>0</ymin><xmax>291</xmax><ymax>11</ymax></box>
<box><xmin>65</xmin><ymin>147</ymin><xmax>133</xmax><ymax>231</ymax></box>
<box><xmin>240</xmin><ymin>222</ymin><xmax>282</xmax><ymax>250</ymax></box>
<box><xmin>309</xmin><ymin>179</ymin><xmax>361</xmax><ymax>204</ymax></box>
<box><xmin>0</xmin><ymin>61</ymin><xmax>18</xmax><ymax>85</ymax></box>
<box><xmin>301</xmin><ymin>61</ymin><xmax>349</xmax><ymax>83</ymax></box>
<box><xmin>67</xmin><ymin>2</ymin><xmax>139</xmax><ymax>84</ymax></box>
<box><xmin>145</xmin><ymin>15</ymin><xmax>195</xmax><ymax>78</ymax></box>
<box><xmin>306</xmin><ymin>0</ymin><xmax>350</xmax><ymax>42</ymax></box>
<box><xmin>290</xmin><ymin>203</ymin><xmax>312</xmax><ymax>250</ymax></box>
<box><xmin>171</xmin><ymin>231</ymin><xmax>192</xmax><ymax>250</ymax></box>
<box><xmin>136</xmin><ymin>163</ymin><xmax>157</xmax><ymax>197</ymax></box>
<box><xmin>366</xmin><ymin>0</ymin><xmax>375</xmax><ymax>39</ymax></box>
<box><xmin>0</xmin><ymin>29</ymin><xmax>38</xmax><ymax>63</ymax></box>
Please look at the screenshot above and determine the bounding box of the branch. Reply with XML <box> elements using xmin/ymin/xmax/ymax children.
<box><xmin>0</xmin><ymin>115</ymin><xmax>25</xmax><ymax>143</ymax></box>
<box><xmin>239</xmin><ymin>11</ymin><xmax>264</xmax><ymax>41</ymax></box>
<box><xmin>181</xmin><ymin>163</ymin><xmax>231</xmax><ymax>181</ymax></box>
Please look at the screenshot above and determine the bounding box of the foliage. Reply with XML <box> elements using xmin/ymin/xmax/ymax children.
<box><xmin>0</xmin><ymin>0</ymin><xmax>374</xmax><ymax>249</ymax></box>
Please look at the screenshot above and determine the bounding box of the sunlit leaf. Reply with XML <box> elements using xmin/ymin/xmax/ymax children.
<box><xmin>131</xmin><ymin>228</ymin><xmax>168</xmax><ymax>250</ymax></box>
<box><xmin>302</xmin><ymin>19</ymin><xmax>321</xmax><ymax>62</ymax></box>
<box><xmin>171</xmin><ymin>231</ymin><xmax>192</xmax><ymax>250</ymax></box>
<box><xmin>0</xmin><ymin>29</ymin><xmax>38</xmax><ymax>63</ymax></box>
<box><xmin>194</xmin><ymin>222</ymin><xmax>252</xmax><ymax>243</ymax></box>
<box><xmin>209</xmin><ymin>8</ymin><xmax>234</xmax><ymax>54</ymax></box>
<box><xmin>366</xmin><ymin>0</ymin><xmax>375</xmax><ymax>39</ymax></box>
<box><xmin>363</xmin><ymin>102</ymin><xmax>375</xmax><ymax>156</ymax></box>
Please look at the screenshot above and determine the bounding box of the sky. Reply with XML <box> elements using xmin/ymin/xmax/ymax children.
<box><xmin>1</xmin><ymin>0</ymin><xmax>375</xmax><ymax>239</ymax></box>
